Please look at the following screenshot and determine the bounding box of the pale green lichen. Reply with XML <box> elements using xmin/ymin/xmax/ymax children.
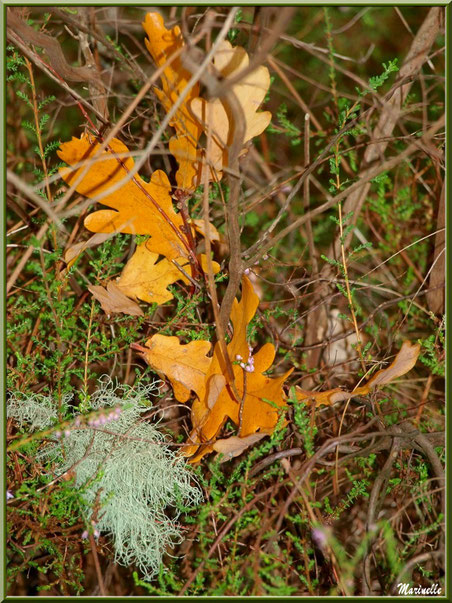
<box><xmin>8</xmin><ymin>378</ymin><xmax>202</xmax><ymax>581</ymax></box>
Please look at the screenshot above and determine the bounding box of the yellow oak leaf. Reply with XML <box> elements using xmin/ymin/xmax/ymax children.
<box><xmin>116</xmin><ymin>242</ymin><xmax>220</xmax><ymax>307</ymax></box>
<box><xmin>136</xmin><ymin>334</ymin><xmax>212</xmax><ymax>403</ymax></box>
<box><xmin>191</xmin><ymin>40</ymin><xmax>272</xmax><ymax>182</ymax></box>
<box><xmin>116</xmin><ymin>242</ymin><xmax>190</xmax><ymax>306</ymax></box>
<box><xmin>58</xmin><ymin>135</ymin><xmax>190</xmax><ymax>262</ymax></box>
<box><xmin>296</xmin><ymin>341</ymin><xmax>421</xmax><ymax>406</ymax></box>
<box><xmin>188</xmin><ymin>342</ymin><xmax>292</xmax><ymax>461</ymax></box>
<box><xmin>143</xmin><ymin>12</ymin><xmax>202</xmax><ymax>192</ymax></box>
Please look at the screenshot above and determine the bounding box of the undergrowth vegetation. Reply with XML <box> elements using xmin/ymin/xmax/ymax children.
<box><xmin>6</xmin><ymin>6</ymin><xmax>445</xmax><ymax>597</ymax></box>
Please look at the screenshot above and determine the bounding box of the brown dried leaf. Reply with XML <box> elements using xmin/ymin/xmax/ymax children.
<box><xmin>354</xmin><ymin>341</ymin><xmax>421</xmax><ymax>394</ymax></box>
<box><xmin>88</xmin><ymin>282</ymin><xmax>143</xmax><ymax>317</ymax></box>
<box><xmin>213</xmin><ymin>433</ymin><xmax>267</xmax><ymax>462</ymax></box>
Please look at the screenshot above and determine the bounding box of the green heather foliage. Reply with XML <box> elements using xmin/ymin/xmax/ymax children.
<box><xmin>8</xmin><ymin>378</ymin><xmax>203</xmax><ymax>580</ymax></box>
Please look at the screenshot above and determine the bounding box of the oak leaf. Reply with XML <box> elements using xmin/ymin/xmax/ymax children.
<box><xmin>116</xmin><ymin>242</ymin><xmax>190</xmax><ymax>306</ymax></box>
<box><xmin>136</xmin><ymin>277</ymin><xmax>293</xmax><ymax>461</ymax></box>
<box><xmin>190</xmin><ymin>40</ymin><xmax>272</xmax><ymax>182</ymax></box>
<box><xmin>58</xmin><ymin>135</ymin><xmax>189</xmax><ymax>262</ymax></box>
<box><xmin>116</xmin><ymin>242</ymin><xmax>220</xmax><ymax>308</ymax></box>
<box><xmin>143</xmin><ymin>12</ymin><xmax>202</xmax><ymax>192</ymax></box>
<box><xmin>213</xmin><ymin>433</ymin><xmax>267</xmax><ymax>462</ymax></box>
<box><xmin>136</xmin><ymin>334</ymin><xmax>212</xmax><ymax>403</ymax></box>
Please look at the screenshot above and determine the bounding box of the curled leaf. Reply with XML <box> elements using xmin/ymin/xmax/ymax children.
<box><xmin>355</xmin><ymin>340</ymin><xmax>421</xmax><ymax>393</ymax></box>
<box><xmin>191</xmin><ymin>40</ymin><xmax>272</xmax><ymax>183</ymax></box>
<box><xmin>296</xmin><ymin>341</ymin><xmax>421</xmax><ymax>407</ymax></box>
<box><xmin>64</xmin><ymin>232</ymin><xmax>111</xmax><ymax>268</ymax></box>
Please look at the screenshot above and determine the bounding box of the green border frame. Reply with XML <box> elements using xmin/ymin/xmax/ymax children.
<box><xmin>2</xmin><ymin>2</ymin><xmax>449</xmax><ymax>601</ymax></box>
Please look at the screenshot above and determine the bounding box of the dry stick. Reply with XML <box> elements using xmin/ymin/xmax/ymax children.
<box><xmin>78</xmin><ymin>7</ymin><xmax>109</xmax><ymax>121</ymax></box>
<box><xmin>51</xmin><ymin>7</ymin><xmax>146</xmax><ymax>82</ymax></box>
<box><xmin>426</xmin><ymin>178</ymin><xmax>445</xmax><ymax>314</ymax></box>
<box><xmin>217</xmin><ymin>88</ymin><xmax>246</xmax><ymax>331</ymax></box>
<box><xmin>6</xmin><ymin>15</ymin><xmax>107</xmax><ymax>123</ymax></box>
<box><xmin>7</xmin><ymin>8</ymin><xmax>100</xmax><ymax>83</ymax></box>
<box><xmin>244</xmin><ymin>114</ymin><xmax>444</xmax><ymax>269</ymax></box>
<box><xmin>201</xmin><ymin>105</ymin><xmax>236</xmax><ymax>387</ymax></box>
<box><xmin>88</xmin><ymin>532</ymin><xmax>107</xmax><ymax>596</ymax></box>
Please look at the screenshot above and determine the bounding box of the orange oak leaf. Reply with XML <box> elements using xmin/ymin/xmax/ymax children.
<box><xmin>57</xmin><ymin>135</ymin><xmax>190</xmax><ymax>262</ymax></box>
<box><xmin>143</xmin><ymin>12</ymin><xmax>202</xmax><ymax>192</ymax></box>
<box><xmin>136</xmin><ymin>277</ymin><xmax>292</xmax><ymax>461</ymax></box>
<box><xmin>190</xmin><ymin>41</ymin><xmax>272</xmax><ymax>183</ymax></box>
<box><xmin>136</xmin><ymin>334</ymin><xmax>212</xmax><ymax>403</ymax></box>
<box><xmin>296</xmin><ymin>340</ymin><xmax>421</xmax><ymax>406</ymax></box>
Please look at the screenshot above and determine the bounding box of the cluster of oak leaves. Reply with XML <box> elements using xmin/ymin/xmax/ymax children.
<box><xmin>58</xmin><ymin>13</ymin><xmax>420</xmax><ymax>462</ymax></box>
